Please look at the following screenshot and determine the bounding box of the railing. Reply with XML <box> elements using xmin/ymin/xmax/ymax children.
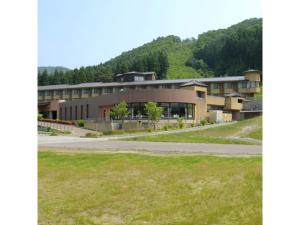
<box><xmin>85</xmin><ymin>115</ymin><xmax>195</xmax><ymax>123</ymax></box>
<box><xmin>38</xmin><ymin>121</ymin><xmax>73</xmax><ymax>132</ymax></box>
<box><xmin>243</xmin><ymin>100</ymin><xmax>262</xmax><ymax>111</ymax></box>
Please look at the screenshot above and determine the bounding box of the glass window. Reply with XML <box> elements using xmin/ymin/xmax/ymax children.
<box><xmin>134</xmin><ymin>76</ymin><xmax>144</xmax><ymax>81</ymax></box>
<box><xmin>158</xmin><ymin>103</ymin><xmax>169</xmax><ymax>118</ymax></box>
<box><xmin>187</xmin><ymin>104</ymin><xmax>194</xmax><ymax>119</ymax></box>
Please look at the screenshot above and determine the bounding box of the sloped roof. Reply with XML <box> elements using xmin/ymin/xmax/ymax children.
<box><xmin>38</xmin><ymin>76</ymin><xmax>245</xmax><ymax>91</ymax></box>
<box><xmin>180</xmin><ymin>80</ymin><xmax>208</xmax><ymax>87</ymax></box>
<box><xmin>225</xmin><ymin>92</ymin><xmax>244</xmax><ymax>97</ymax></box>
<box><xmin>115</xmin><ymin>71</ymin><xmax>156</xmax><ymax>77</ymax></box>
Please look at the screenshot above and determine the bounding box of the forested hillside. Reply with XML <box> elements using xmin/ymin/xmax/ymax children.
<box><xmin>187</xmin><ymin>18</ymin><xmax>262</xmax><ymax>76</ymax></box>
<box><xmin>38</xmin><ymin>66</ymin><xmax>70</xmax><ymax>74</ymax></box>
<box><xmin>38</xmin><ymin>18</ymin><xmax>262</xmax><ymax>86</ymax></box>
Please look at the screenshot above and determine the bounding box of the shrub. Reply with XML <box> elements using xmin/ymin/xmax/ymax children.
<box><xmin>77</xmin><ymin>120</ymin><xmax>85</xmax><ymax>127</ymax></box>
<box><xmin>103</xmin><ymin>130</ymin><xmax>125</xmax><ymax>135</ymax></box>
<box><xmin>200</xmin><ymin>119</ymin><xmax>207</xmax><ymax>126</ymax></box>
<box><xmin>85</xmin><ymin>132</ymin><xmax>102</xmax><ymax>138</ymax></box>
<box><xmin>46</xmin><ymin>126</ymin><xmax>51</xmax><ymax>132</ymax></box>
<box><xmin>177</xmin><ymin>117</ymin><xmax>184</xmax><ymax>129</ymax></box>
<box><xmin>62</xmin><ymin>130</ymin><xmax>72</xmax><ymax>134</ymax></box>
<box><xmin>38</xmin><ymin>113</ymin><xmax>43</xmax><ymax>120</ymax></box>
<box><xmin>190</xmin><ymin>123</ymin><xmax>195</xmax><ymax>127</ymax></box>
<box><xmin>163</xmin><ymin>125</ymin><xmax>168</xmax><ymax>131</ymax></box>
<box><xmin>50</xmin><ymin>131</ymin><xmax>58</xmax><ymax>136</ymax></box>
<box><xmin>147</xmin><ymin>128</ymin><xmax>152</xmax><ymax>132</ymax></box>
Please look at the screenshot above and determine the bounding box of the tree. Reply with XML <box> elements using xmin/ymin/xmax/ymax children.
<box><xmin>40</xmin><ymin>70</ymin><xmax>49</xmax><ymax>86</ymax></box>
<box><xmin>158</xmin><ymin>51</ymin><xmax>169</xmax><ymax>79</ymax></box>
<box><xmin>144</xmin><ymin>102</ymin><xmax>163</xmax><ymax>130</ymax></box>
<box><xmin>110</xmin><ymin>100</ymin><xmax>129</xmax><ymax>126</ymax></box>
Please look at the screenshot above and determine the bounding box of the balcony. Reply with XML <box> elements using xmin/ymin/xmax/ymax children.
<box><xmin>238</xmin><ymin>87</ymin><xmax>261</xmax><ymax>93</ymax></box>
<box><xmin>53</xmin><ymin>95</ymin><xmax>60</xmax><ymax>100</ymax></box>
<box><xmin>81</xmin><ymin>93</ymin><xmax>90</xmax><ymax>98</ymax></box>
<box><xmin>224</xmin><ymin>88</ymin><xmax>236</xmax><ymax>94</ymax></box>
<box><xmin>72</xmin><ymin>94</ymin><xmax>80</xmax><ymax>99</ymax></box>
<box><xmin>210</xmin><ymin>89</ymin><xmax>221</xmax><ymax>94</ymax></box>
<box><xmin>44</xmin><ymin>96</ymin><xmax>52</xmax><ymax>101</ymax></box>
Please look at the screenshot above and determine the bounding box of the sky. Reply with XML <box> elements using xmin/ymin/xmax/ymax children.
<box><xmin>38</xmin><ymin>0</ymin><xmax>262</xmax><ymax>69</ymax></box>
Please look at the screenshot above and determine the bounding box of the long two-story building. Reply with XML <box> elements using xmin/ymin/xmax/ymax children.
<box><xmin>38</xmin><ymin>70</ymin><xmax>261</xmax><ymax>122</ymax></box>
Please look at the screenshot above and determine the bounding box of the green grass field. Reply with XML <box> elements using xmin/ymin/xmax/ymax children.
<box><xmin>127</xmin><ymin>116</ymin><xmax>262</xmax><ymax>144</ymax></box>
<box><xmin>39</xmin><ymin>151</ymin><xmax>262</xmax><ymax>225</ymax></box>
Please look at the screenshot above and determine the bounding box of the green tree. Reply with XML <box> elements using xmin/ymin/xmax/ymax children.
<box><xmin>110</xmin><ymin>100</ymin><xmax>129</xmax><ymax>126</ymax></box>
<box><xmin>144</xmin><ymin>102</ymin><xmax>163</xmax><ymax>130</ymax></box>
<box><xmin>40</xmin><ymin>70</ymin><xmax>49</xmax><ymax>86</ymax></box>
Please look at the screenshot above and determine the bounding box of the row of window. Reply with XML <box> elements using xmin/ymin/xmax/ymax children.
<box><xmin>39</xmin><ymin>82</ymin><xmax>260</xmax><ymax>98</ymax></box>
<box><xmin>210</xmin><ymin>81</ymin><xmax>260</xmax><ymax>90</ymax></box>
<box><xmin>38</xmin><ymin>85</ymin><xmax>179</xmax><ymax>97</ymax></box>
<box><xmin>121</xmin><ymin>103</ymin><xmax>194</xmax><ymax>120</ymax></box>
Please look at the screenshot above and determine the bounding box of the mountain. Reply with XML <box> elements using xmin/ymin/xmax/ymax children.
<box><xmin>38</xmin><ymin>18</ymin><xmax>262</xmax><ymax>86</ymax></box>
<box><xmin>38</xmin><ymin>66</ymin><xmax>70</xmax><ymax>74</ymax></box>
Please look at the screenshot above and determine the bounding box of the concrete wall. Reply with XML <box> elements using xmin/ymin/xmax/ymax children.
<box><xmin>207</xmin><ymin>95</ymin><xmax>225</xmax><ymax>106</ymax></box>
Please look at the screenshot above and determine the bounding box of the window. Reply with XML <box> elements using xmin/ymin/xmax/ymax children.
<box><xmin>162</xmin><ymin>84</ymin><xmax>172</xmax><ymax>89</ymax></box>
<box><xmin>238</xmin><ymin>99</ymin><xmax>243</xmax><ymax>103</ymax></box>
<box><xmin>187</xmin><ymin>104</ymin><xmax>194</xmax><ymax>119</ymax></box>
<box><xmin>83</xmin><ymin>89</ymin><xmax>90</xmax><ymax>94</ymax></box>
<box><xmin>59</xmin><ymin>108</ymin><xmax>62</xmax><ymax>120</ymax></box>
<box><xmin>197</xmin><ymin>91</ymin><xmax>205</xmax><ymax>98</ymax></box>
<box><xmin>86</xmin><ymin>104</ymin><xmax>89</xmax><ymax>118</ymax></box>
<box><xmin>65</xmin><ymin>107</ymin><xmax>67</xmax><ymax>120</ymax></box>
<box><xmin>212</xmin><ymin>83</ymin><xmax>221</xmax><ymax>89</ymax></box>
<box><xmin>75</xmin><ymin>106</ymin><xmax>78</xmax><ymax>120</ymax></box>
<box><xmin>80</xmin><ymin>105</ymin><xmax>83</xmax><ymax>119</ymax></box>
<box><xmin>70</xmin><ymin>106</ymin><xmax>72</xmax><ymax>120</ymax></box>
<box><xmin>73</xmin><ymin>89</ymin><xmax>80</xmax><ymax>95</ymax></box>
<box><xmin>134</xmin><ymin>76</ymin><xmax>144</xmax><ymax>81</ymax></box>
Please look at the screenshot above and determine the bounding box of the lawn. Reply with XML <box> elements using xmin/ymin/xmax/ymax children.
<box><xmin>127</xmin><ymin>116</ymin><xmax>262</xmax><ymax>145</ymax></box>
<box><xmin>39</xmin><ymin>151</ymin><xmax>262</xmax><ymax>225</ymax></box>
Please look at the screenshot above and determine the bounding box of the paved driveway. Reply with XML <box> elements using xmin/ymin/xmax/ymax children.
<box><xmin>38</xmin><ymin>135</ymin><xmax>262</xmax><ymax>155</ymax></box>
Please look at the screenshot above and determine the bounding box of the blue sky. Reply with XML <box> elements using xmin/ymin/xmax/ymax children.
<box><xmin>38</xmin><ymin>0</ymin><xmax>262</xmax><ymax>69</ymax></box>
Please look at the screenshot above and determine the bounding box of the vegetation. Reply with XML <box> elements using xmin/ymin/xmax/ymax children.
<box><xmin>38</xmin><ymin>18</ymin><xmax>262</xmax><ymax>86</ymax></box>
<box><xmin>188</xmin><ymin>18</ymin><xmax>262</xmax><ymax>76</ymax></box>
<box><xmin>85</xmin><ymin>132</ymin><xmax>102</xmax><ymax>138</ymax></box>
<box><xmin>145</xmin><ymin>102</ymin><xmax>163</xmax><ymax>130</ymax></box>
<box><xmin>76</xmin><ymin>119</ymin><xmax>85</xmax><ymax>127</ymax></box>
<box><xmin>38</xmin><ymin>66</ymin><xmax>70</xmax><ymax>74</ymax></box>
<box><xmin>177</xmin><ymin>116</ymin><xmax>185</xmax><ymax>129</ymax></box>
<box><xmin>128</xmin><ymin>116</ymin><xmax>262</xmax><ymax>144</ymax></box>
<box><xmin>110</xmin><ymin>100</ymin><xmax>129</xmax><ymax>124</ymax></box>
<box><xmin>38</xmin><ymin>151</ymin><xmax>262</xmax><ymax>225</ymax></box>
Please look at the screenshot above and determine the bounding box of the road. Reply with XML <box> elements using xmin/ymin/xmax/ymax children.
<box><xmin>38</xmin><ymin>135</ymin><xmax>262</xmax><ymax>155</ymax></box>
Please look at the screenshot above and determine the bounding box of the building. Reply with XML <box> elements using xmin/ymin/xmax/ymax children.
<box><xmin>38</xmin><ymin>70</ymin><xmax>261</xmax><ymax>123</ymax></box>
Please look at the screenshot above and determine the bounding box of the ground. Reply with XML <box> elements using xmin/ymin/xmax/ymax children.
<box><xmin>127</xmin><ymin>116</ymin><xmax>262</xmax><ymax>144</ymax></box>
<box><xmin>39</xmin><ymin>151</ymin><xmax>262</xmax><ymax>225</ymax></box>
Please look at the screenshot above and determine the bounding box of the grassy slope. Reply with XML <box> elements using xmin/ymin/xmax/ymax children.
<box><xmin>39</xmin><ymin>151</ymin><xmax>262</xmax><ymax>225</ymax></box>
<box><xmin>128</xmin><ymin>116</ymin><xmax>262</xmax><ymax>144</ymax></box>
<box><xmin>166</xmin><ymin>41</ymin><xmax>202</xmax><ymax>79</ymax></box>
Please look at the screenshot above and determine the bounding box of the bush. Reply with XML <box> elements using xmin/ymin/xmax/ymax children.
<box><xmin>190</xmin><ymin>123</ymin><xmax>195</xmax><ymax>127</ymax></box>
<box><xmin>62</xmin><ymin>130</ymin><xmax>72</xmax><ymax>134</ymax></box>
<box><xmin>50</xmin><ymin>131</ymin><xmax>58</xmax><ymax>136</ymax></box>
<box><xmin>177</xmin><ymin>117</ymin><xmax>184</xmax><ymax>129</ymax></box>
<box><xmin>103</xmin><ymin>130</ymin><xmax>125</xmax><ymax>135</ymax></box>
<box><xmin>163</xmin><ymin>125</ymin><xmax>168</xmax><ymax>131</ymax></box>
<box><xmin>200</xmin><ymin>119</ymin><xmax>207</xmax><ymax>126</ymax></box>
<box><xmin>147</xmin><ymin>128</ymin><xmax>152</xmax><ymax>132</ymax></box>
<box><xmin>38</xmin><ymin>113</ymin><xmax>43</xmax><ymax>120</ymax></box>
<box><xmin>77</xmin><ymin>120</ymin><xmax>85</xmax><ymax>127</ymax></box>
<box><xmin>46</xmin><ymin>126</ymin><xmax>51</xmax><ymax>132</ymax></box>
<box><xmin>85</xmin><ymin>132</ymin><xmax>102</xmax><ymax>138</ymax></box>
